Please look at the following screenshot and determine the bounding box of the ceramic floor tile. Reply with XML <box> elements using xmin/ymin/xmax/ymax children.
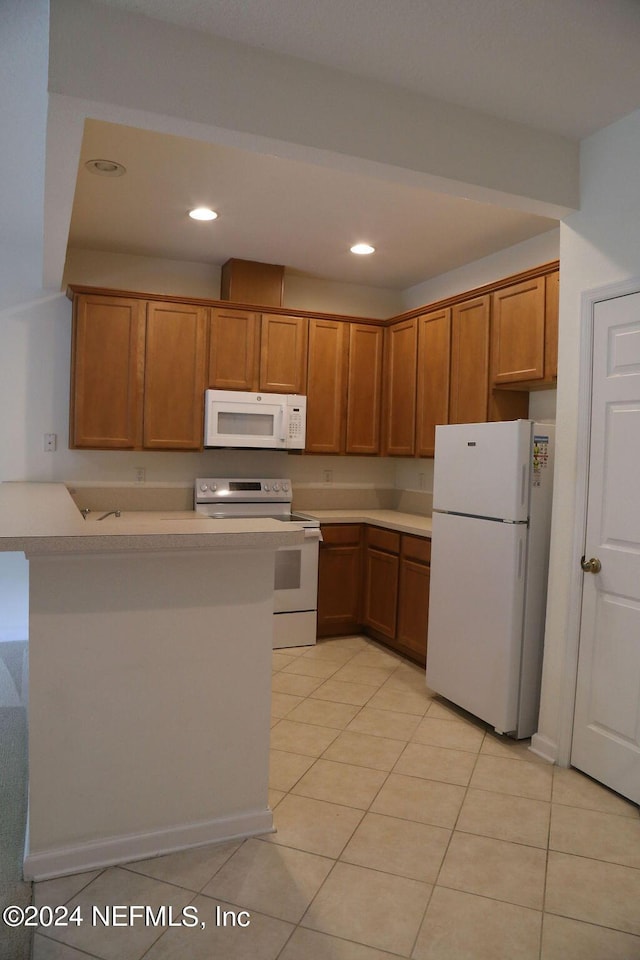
<box><xmin>541</xmin><ymin>913</ymin><xmax>640</xmax><ymax>960</ymax></box>
<box><xmin>271</xmin><ymin>692</ymin><xmax>305</xmax><ymax>718</ymax></box>
<box><xmin>285</xmin><ymin>697</ymin><xmax>361</xmax><ymax>730</ymax></box>
<box><xmin>269</xmin><ymin>789</ymin><xmax>286</xmax><ymax>809</ymax></box>
<box><xmin>346</xmin><ymin>706</ymin><xmax>421</xmax><ymax>741</ymax></box>
<box><xmin>552</xmin><ymin>766</ymin><xmax>640</xmax><ymax>818</ymax></box>
<box><xmin>36</xmin><ymin>866</ymin><xmax>194</xmax><ymax>960</ymax></box>
<box><xmin>438</xmin><ymin>832</ymin><xmax>547</xmax><ymax>909</ymax></box>
<box><xmin>282</xmin><ymin>657</ymin><xmax>343</xmax><ymax>680</ymax></box>
<box><xmin>301</xmin><ymin>860</ymin><xmax>432</xmax><ymax>955</ymax></box>
<box><xmin>32</xmin><ymin>936</ymin><xmax>102</xmax><ymax>960</ymax></box>
<box><xmin>300</xmin><ymin>645</ymin><xmax>359</xmax><ymax>665</ymax></box>
<box><xmin>279</xmin><ymin>926</ymin><xmax>402</xmax><ymax>960</ymax></box>
<box><xmin>269</xmin><ymin>749</ymin><xmax>316</xmax><ymax>791</ymax></box>
<box><xmin>270</xmin><ymin>719</ymin><xmax>340</xmax><ymax>757</ymax></box>
<box><xmin>469</xmin><ymin>754</ymin><xmax>553</xmax><ymax>801</ymax></box>
<box><xmin>271</xmin><ymin>672</ymin><xmax>326</xmax><ymax>697</ymax></box>
<box><xmin>310</xmin><ymin>679</ymin><xmax>379</xmax><ymax>707</ymax></box>
<box><xmin>272</xmin><ymin>652</ymin><xmax>297</xmax><ymax>672</ymax></box>
<box><xmin>550</xmin><ymin>802</ymin><xmax>640</xmax><ymax>868</ymax></box>
<box><xmin>201</xmin><ymin>838</ymin><xmax>333</xmax><ymax>923</ymax></box>
<box><xmin>393</xmin><ymin>741</ymin><xmax>477</xmax><ymax>786</ymax></box>
<box><xmin>413</xmin><ymin>886</ymin><xmax>542</xmax><ymax>960</ymax></box>
<box><xmin>143</xmin><ymin>895</ymin><xmax>293</xmax><ymax>960</ymax></box>
<box><xmin>345</xmin><ymin>649</ymin><xmax>402</xmax><ymax>670</ymax></box>
<box><xmin>329</xmin><ymin>664</ymin><xmax>397</xmax><ymax>687</ymax></box>
<box><xmin>322</xmin><ymin>729</ymin><xmax>405</xmax><ymax>771</ymax></box>
<box><xmin>366</xmin><ymin>687</ymin><xmax>430</xmax><ymax>716</ymax></box>
<box><xmin>480</xmin><ymin>733</ymin><xmax>550</xmax><ymax>764</ymax></box>
<box><xmin>34</xmin><ymin>870</ymin><xmax>102</xmax><ymax>908</ymax></box>
<box><xmin>545</xmin><ymin>850</ymin><xmax>640</xmax><ymax>935</ymax></box>
<box><xmin>456</xmin><ymin>788</ymin><xmax>551</xmax><ymax>848</ymax></box>
<box><xmin>370</xmin><ymin>772</ymin><xmax>465</xmax><ymax>829</ymax></box>
<box><xmin>290</xmin><ymin>758</ymin><xmax>388</xmax><ymax>810</ymax></box>
<box><xmin>382</xmin><ymin>662</ymin><xmax>428</xmax><ymax>693</ymax></box>
<box><xmin>411</xmin><ymin>716</ymin><xmax>485</xmax><ymax>753</ymax></box>
<box><xmin>263</xmin><ymin>794</ymin><xmax>364</xmax><ymax>857</ymax></box>
<box><xmin>125</xmin><ymin>839</ymin><xmax>242</xmax><ymax>891</ymax></box>
<box><xmin>340</xmin><ymin>811</ymin><xmax>450</xmax><ymax>883</ymax></box>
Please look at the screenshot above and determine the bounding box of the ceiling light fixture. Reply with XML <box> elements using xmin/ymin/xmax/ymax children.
<box><xmin>189</xmin><ymin>207</ymin><xmax>218</xmax><ymax>221</ymax></box>
<box><xmin>85</xmin><ymin>159</ymin><xmax>126</xmax><ymax>177</ymax></box>
<box><xmin>350</xmin><ymin>243</ymin><xmax>375</xmax><ymax>255</ymax></box>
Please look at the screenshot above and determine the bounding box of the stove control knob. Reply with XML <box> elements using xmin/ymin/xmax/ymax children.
<box><xmin>273</xmin><ymin>483</ymin><xmax>280</xmax><ymax>492</ymax></box>
<box><xmin>210</xmin><ymin>484</ymin><xmax>217</xmax><ymax>492</ymax></box>
<box><xmin>264</xmin><ymin>483</ymin><xmax>270</xmax><ymax>491</ymax></box>
<box><xmin>282</xmin><ymin>482</ymin><xmax>289</xmax><ymax>492</ymax></box>
<box><xmin>199</xmin><ymin>484</ymin><xmax>208</xmax><ymax>492</ymax></box>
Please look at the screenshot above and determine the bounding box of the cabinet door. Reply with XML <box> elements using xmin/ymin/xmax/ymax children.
<box><xmin>70</xmin><ymin>294</ymin><xmax>145</xmax><ymax>449</ymax></box>
<box><xmin>397</xmin><ymin>555</ymin><xmax>430</xmax><ymax>666</ymax></box>
<box><xmin>306</xmin><ymin>319</ymin><xmax>348</xmax><ymax>453</ymax></box>
<box><xmin>143</xmin><ymin>301</ymin><xmax>208</xmax><ymax>449</ymax></box>
<box><xmin>491</xmin><ymin>278</ymin><xmax>546</xmax><ymax>384</ymax></box>
<box><xmin>317</xmin><ymin>525</ymin><xmax>363</xmax><ymax>637</ymax></box>
<box><xmin>259</xmin><ymin>314</ymin><xmax>308</xmax><ymax>394</ymax></box>
<box><xmin>363</xmin><ymin>543</ymin><xmax>399</xmax><ymax>639</ymax></box>
<box><xmin>383</xmin><ymin>318</ymin><xmax>418</xmax><ymax>456</ymax></box>
<box><xmin>208</xmin><ymin>307</ymin><xmax>260</xmax><ymax>390</ymax></box>
<box><xmin>545</xmin><ymin>271</ymin><xmax>559</xmax><ymax>382</ymax></box>
<box><xmin>346</xmin><ymin>324</ymin><xmax>383</xmax><ymax>455</ymax></box>
<box><xmin>416</xmin><ymin>308</ymin><xmax>451</xmax><ymax>458</ymax></box>
<box><xmin>450</xmin><ymin>296</ymin><xmax>490</xmax><ymax>424</ymax></box>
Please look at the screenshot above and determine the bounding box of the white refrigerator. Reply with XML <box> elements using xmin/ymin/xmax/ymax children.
<box><xmin>426</xmin><ymin>420</ymin><xmax>555</xmax><ymax>738</ymax></box>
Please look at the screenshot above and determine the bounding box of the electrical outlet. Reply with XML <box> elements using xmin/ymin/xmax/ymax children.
<box><xmin>135</xmin><ymin>467</ymin><xmax>145</xmax><ymax>483</ymax></box>
<box><xmin>44</xmin><ymin>433</ymin><xmax>57</xmax><ymax>452</ymax></box>
<box><xmin>322</xmin><ymin>469</ymin><xmax>333</xmax><ymax>484</ymax></box>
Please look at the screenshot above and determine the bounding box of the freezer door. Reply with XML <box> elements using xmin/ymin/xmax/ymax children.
<box><xmin>433</xmin><ymin>420</ymin><xmax>532</xmax><ymax>521</ymax></box>
<box><xmin>426</xmin><ymin>511</ymin><xmax>527</xmax><ymax>734</ymax></box>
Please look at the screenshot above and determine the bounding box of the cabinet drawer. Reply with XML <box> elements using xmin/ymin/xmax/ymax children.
<box><xmin>366</xmin><ymin>526</ymin><xmax>400</xmax><ymax>554</ymax></box>
<box><xmin>401</xmin><ymin>535</ymin><xmax>431</xmax><ymax>564</ymax></box>
<box><xmin>321</xmin><ymin>524</ymin><xmax>362</xmax><ymax>546</ymax></box>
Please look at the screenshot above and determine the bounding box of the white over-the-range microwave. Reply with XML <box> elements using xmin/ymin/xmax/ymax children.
<box><xmin>204</xmin><ymin>389</ymin><xmax>307</xmax><ymax>449</ymax></box>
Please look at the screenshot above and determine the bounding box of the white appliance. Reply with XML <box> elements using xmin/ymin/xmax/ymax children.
<box><xmin>204</xmin><ymin>390</ymin><xmax>306</xmax><ymax>449</ymax></box>
<box><xmin>194</xmin><ymin>478</ymin><xmax>321</xmax><ymax>648</ymax></box>
<box><xmin>426</xmin><ymin>420</ymin><xmax>555</xmax><ymax>738</ymax></box>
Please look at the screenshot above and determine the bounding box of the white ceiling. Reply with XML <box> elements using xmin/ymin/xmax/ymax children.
<box><xmin>67</xmin><ymin>0</ymin><xmax>640</xmax><ymax>290</ymax></box>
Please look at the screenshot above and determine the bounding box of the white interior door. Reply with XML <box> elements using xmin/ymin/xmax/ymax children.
<box><xmin>572</xmin><ymin>291</ymin><xmax>640</xmax><ymax>804</ymax></box>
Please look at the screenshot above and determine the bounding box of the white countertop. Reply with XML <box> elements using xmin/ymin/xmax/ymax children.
<box><xmin>0</xmin><ymin>483</ymin><xmax>303</xmax><ymax>556</ymax></box>
<box><xmin>301</xmin><ymin>509</ymin><xmax>432</xmax><ymax>537</ymax></box>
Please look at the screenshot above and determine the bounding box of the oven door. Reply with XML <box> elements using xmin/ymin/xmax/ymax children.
<box><xmin>273</xmin><ymin>530</ymin><xmax>321</xmax><ymax>613</ymax></box>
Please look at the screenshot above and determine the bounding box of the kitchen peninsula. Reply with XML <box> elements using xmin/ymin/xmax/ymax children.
<box><xmin>0</xmin><ymin>482</ymin><xmax>303</xmax><ymax>881</ymax></box>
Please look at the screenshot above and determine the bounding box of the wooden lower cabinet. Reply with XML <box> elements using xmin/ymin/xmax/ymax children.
<box><xmin>317</xmin><ymin>525</ymin><xmax>363</xmax><ymax>637</ymax></box>
<box><xmin>318</xmin><ymin>523</ymin><xmax>431</xmax><ymax>666</ymax></box>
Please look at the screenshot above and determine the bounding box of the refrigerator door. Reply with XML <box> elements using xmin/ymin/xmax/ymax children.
<box><xmin>426</xmin><ymin>511</ymin><xmax>527</xmax><ymax>734</ymax></box>
<box><xmin>433</xmin><ymin>420</ymin><xmax>532</xmax><ymax>521</ymax></box>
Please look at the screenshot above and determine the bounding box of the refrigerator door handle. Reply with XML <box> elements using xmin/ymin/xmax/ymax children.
<box><xmin>518</xmin><ymin>537</ymin><xmax>524</xmax><ymax>579</ymax></box>
<box><xmin>520</xmin><ymin>464</ymin><xmax>527</xmax><ymax>509</ymax></box>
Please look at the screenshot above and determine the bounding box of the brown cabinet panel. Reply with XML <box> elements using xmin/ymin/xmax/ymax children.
<box><xmin>491</xmin><ymin>278</ymin><xmax>546</xmax><ymax>384</ymax></box>
<box><xmin>383</xmin><ymin>318</ymin><xmax>418</xmax><ymax>456</ymax></box>
<box><xmin>450</xmin><ymin>296</ymin><xmax>490</xmax><ymax>425</ymax></box>
<box><xmin>346</xmin><ymin>324</ymin><xmax>383</xmax><ymax>455</ymax></box>
<box><xmin>208</xmin><ymin>307</ymin><xmax>260</xmax><ymax>391</ymax></box>
<box><xmin>545</xmin><ymin>271</ymin><xmax>559</xmax><ymax>382</ymax></box>
<box><xmin>143</xmin><ymin>302</ymin><xmax>208</xmax><ymax>449</ymax></box>
<box><xmin>260</xmin><ymin>314</ymin><xmax>308</xmax><ymax>394</ymax></box>
<box><xmin>401</xmin><ymin>534</ymin><xmax>431</xmax><ymax>564</ymax></box>
<box><xmin>70</xmin><ymin>294</ymin><xmax>145</xmax><ymax>449</ymax></box>
<box><xmin>306</xmin><ymin>318</ymin><xmax>348</xmax><ymax>453</ymax></box>
<box><xmin>416</xmin><ymin>308</ymin><xmax>451</xmax><ymax>458</ymax></box>
<box><xmin>317</xmin><ymin>524</ymin><xmax>363</xmax><ymax>637</ymax></box>
<box><xmin>396</xmin><ymin>557</ymin><xmax>430</xmax><ymax>666</ymax></box>
<box><xmin>367</xmin><ymin>526</ymin><xmax>401</xmax><ymax>554</ymax></box>
<box><xmin>364</xmin><ymin>546</ymin><xmax>399</xmax><ymax>639</ymax></box>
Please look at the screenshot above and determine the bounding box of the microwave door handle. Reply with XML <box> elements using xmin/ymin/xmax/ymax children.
<box><xmin>279</xmin><ymin>406</ymin><xmax>287</xmax><ymax>444</ymax></box>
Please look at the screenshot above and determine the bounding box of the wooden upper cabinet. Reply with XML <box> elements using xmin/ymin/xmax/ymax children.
<box><xmin>416</xmin><ymin>308</ymin><xmax>451</xmax><ymax>458</ymax></box>
<box><xmin>70</xmin><ymin>294</ymin><xmax>145</xmax><ymax>449</ymax></box>
<box><xmin>545</xmin><ymin>270</ymin><xmax>559</xmax><ymax>383</ymax></box>
<box><xmin>259</xmin><ymin>314</ymin><xmax>308</xmax><ymax>394</ymax></box>
<box><xmin>491</xmin><ymin>277</ymin><xmax>546</xmax><ymax>384</ymax></box>
<box><xmin>143</xmin><ymin>301</ymin><xmax>208</xmax><ymax>449</ymax></box>
<box><xmin>346</xmin><ymin>324</ymin><xmax>383</xmax><ymax>455</ymax></box>
<box><xmin>449</xmin><ymin>296</ymin><xmax>490</xmax><ymax>425</ymax></box>
<box><xmin>305</xmin><ymin>318</ymin><xmax>348</xmax><ymax>453</ymax></box>
<box><xmin>383</xmin><ymin>318</ymin><xmax>418</xmax><ymax>456</ymax></box>
<box><xmin>208</xmin><ymin>307</ymin><xmax>260</xmax><ymax>391</ymax></box>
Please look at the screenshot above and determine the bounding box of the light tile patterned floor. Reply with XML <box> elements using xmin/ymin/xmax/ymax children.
<box><xmin>33</xmin><ymin>636</ymin><xmax>640</xmax><ymax>960</ymax></box>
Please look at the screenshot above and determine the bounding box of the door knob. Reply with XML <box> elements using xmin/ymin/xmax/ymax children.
<box><xmin>581</xmin><ymin>556</ymin><xmax>602</xmax><ymax>574</ymax></box>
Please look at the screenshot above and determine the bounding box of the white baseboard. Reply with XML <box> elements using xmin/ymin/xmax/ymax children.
<box><xmin>529</xmin><ymin>732</ymin><xmax>558</xmax><ymax>764</ymax></box>
<box><xmin>24</xmin><ymin>808</ymin><xmax>274</xmax><ymax>881</ymax></box>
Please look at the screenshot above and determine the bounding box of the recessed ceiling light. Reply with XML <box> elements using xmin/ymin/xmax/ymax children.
<box><xmin>85</xmin><ymin>159</ymin><xmax>126</xmax><ymax>177</ymax></box>
<box><xmin>189</xmin><ymin>207</ymin><xmax>218</xmax><ymax>221</ymax></box>
<box><xmin>350</xmin><ymin>243</ymin><xmax>375</xmax><ymax>255</ymax></box>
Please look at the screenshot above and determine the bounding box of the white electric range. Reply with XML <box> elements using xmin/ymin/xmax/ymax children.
<box><xmin>194</xmin><ymin>478</ymin><xmax>321</xmax><ymax>648</ymax></box>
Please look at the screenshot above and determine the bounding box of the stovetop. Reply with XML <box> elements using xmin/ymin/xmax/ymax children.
<box><xmin>193</xmin><ymin>478</ymin><xmax>320</xmax><ymax>527</ymax></box>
